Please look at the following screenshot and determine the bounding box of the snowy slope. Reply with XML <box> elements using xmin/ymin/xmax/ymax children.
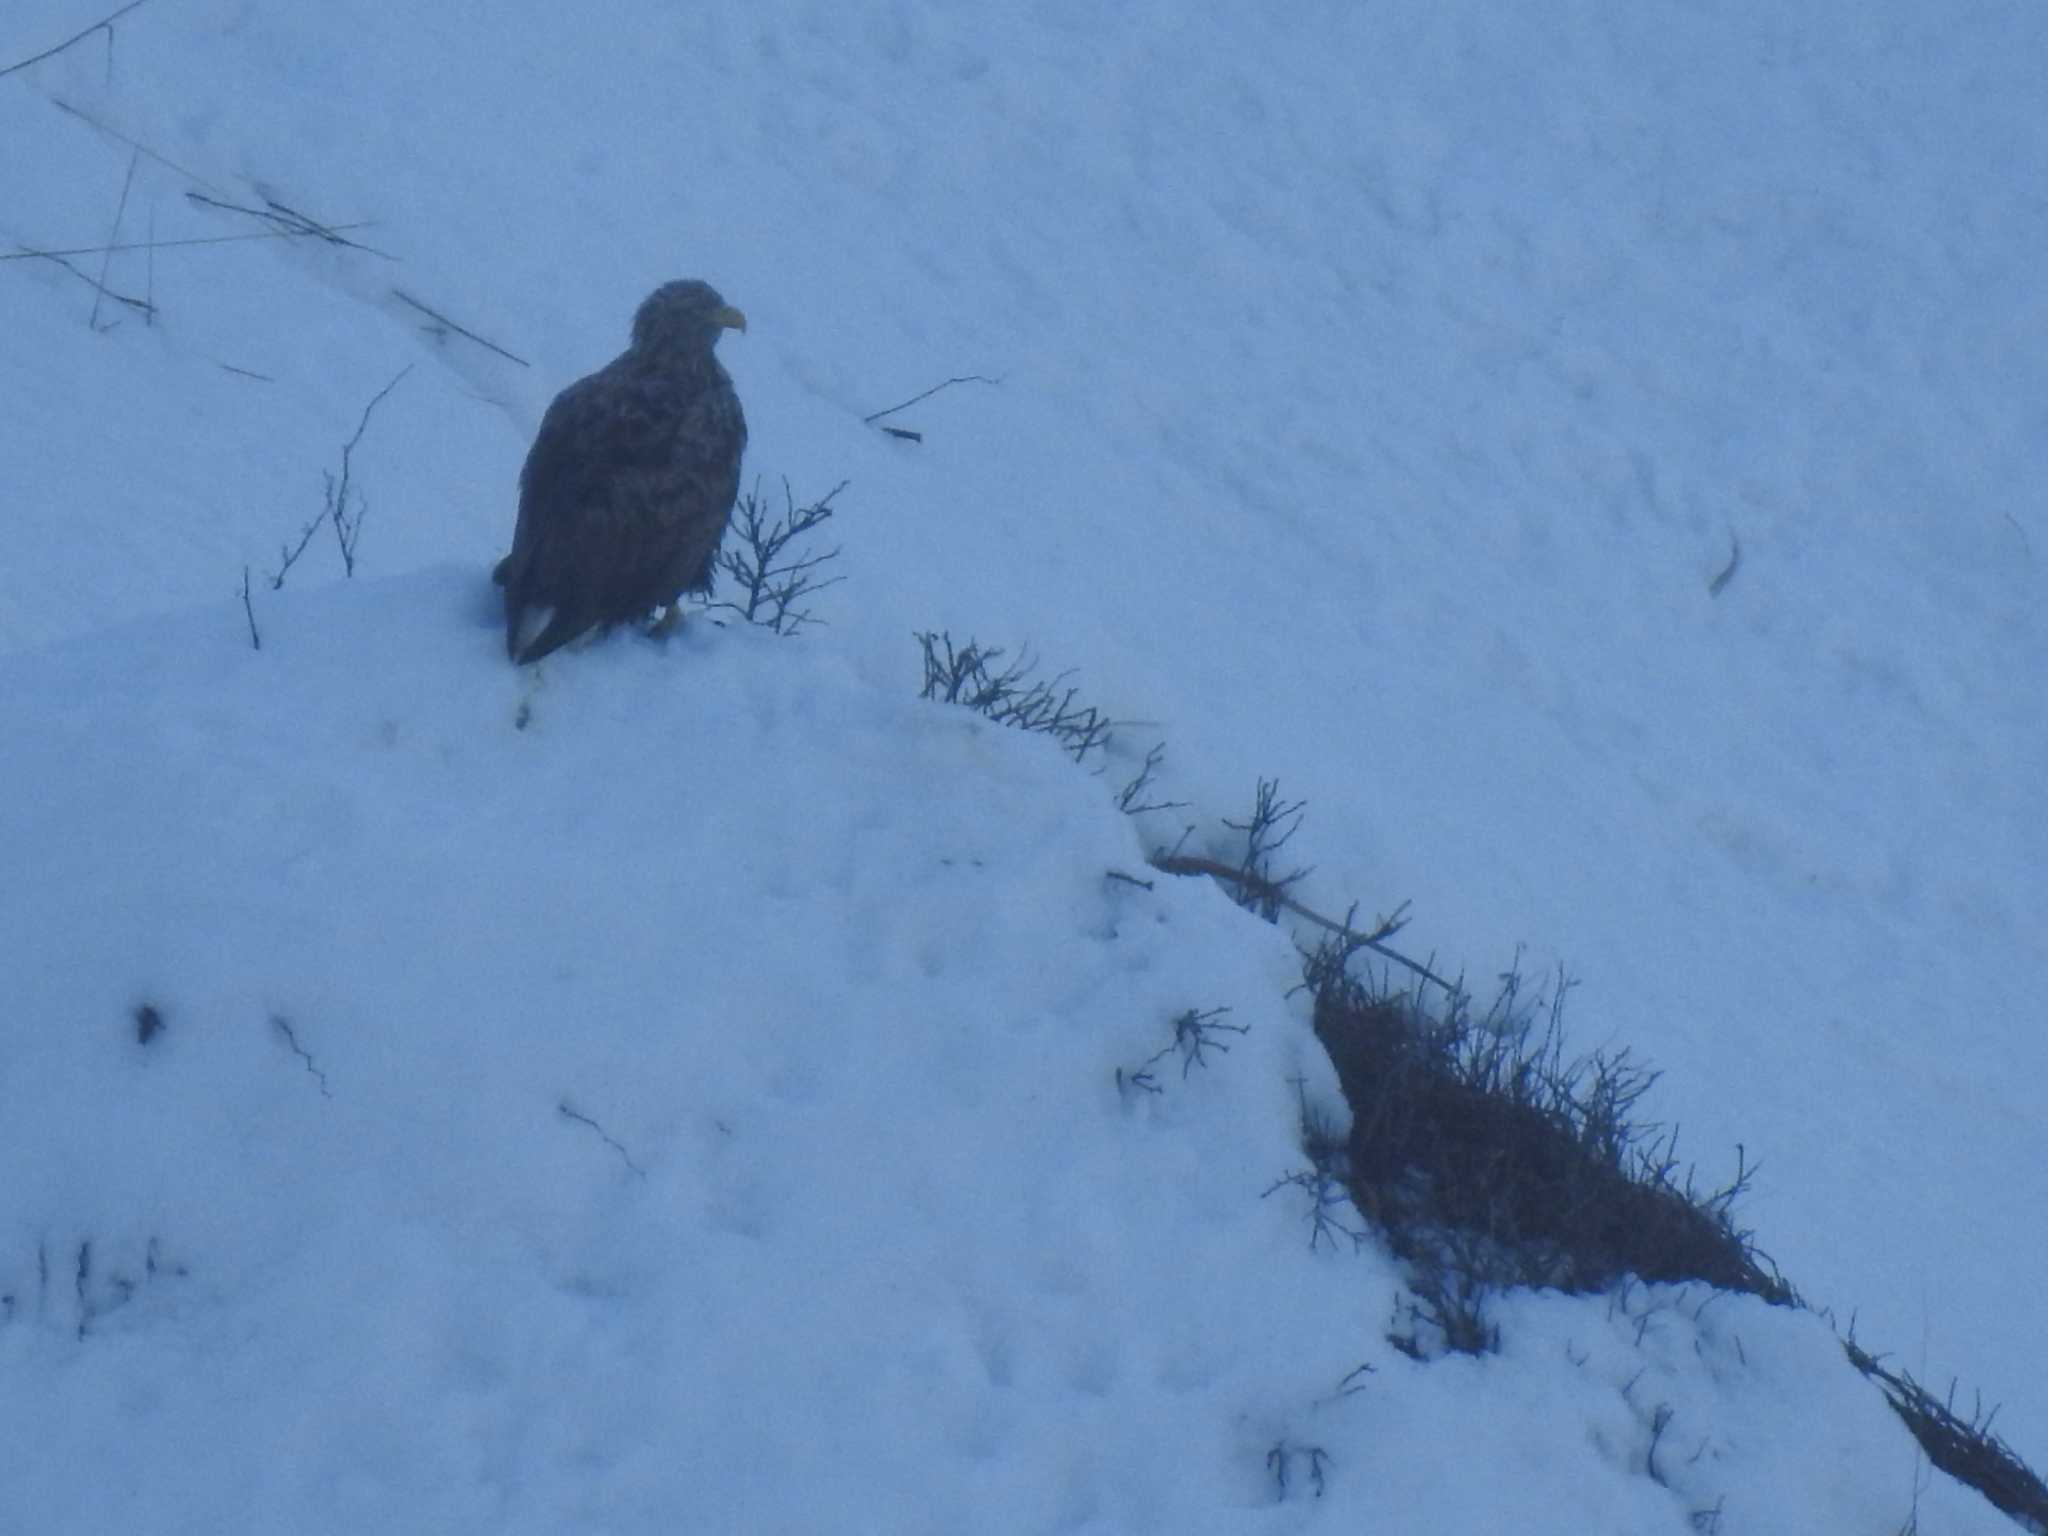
<box><xmin>0</xmin><ymin>574</ymin><xmax>1354</xmax><ymax>1530</ymax></box>
<box><xmin>3</xmin><ymin>0</ymin><xmax>2044</xmax><ymax>1514</ymax></box>
<box><xmin>0</xmin><ymin>573</ymin><xmax>2010</xmax><ymax>1533</ymax></box>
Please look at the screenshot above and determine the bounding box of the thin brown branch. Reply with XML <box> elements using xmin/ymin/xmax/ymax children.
<box><xmin>238</xmin><ymin>566</ymin><xmax>260</xmax><ymax>651</ymax></box>
<box><xmin>270</xmin><ymin>367</ymin><xmax>410</xmax><ymax>588</ymax></box>
<box><xmin>90</xmin><ymin>145</ymin><xmax>140</xmax><ymax>331</ymax></box>
<box><xmin>328</xmin><ymin>365</ymin><xmax>412</xmax><ymax>575</ymax></box>
<box><xmin>1148</xmin><ymin>852</ymin><xmax>1459</xmax><ymax>993</ymax></box>
<box><xmin>185</xmin><ymin>190</ymin><xmax>396</xmax><ymax>260</ymax></box>
<box><xmin>48</xmin><ymin>96</ymin><xmax>224</xmax><ymax>194</ymax></box>
<box><xmin>345</xmin><ymin>366</ymin><xmax>412</xmax><ymax>446</ymax></box>
<box><xmin>0</xmin><ymin>0</ymin><xmax>152</xmax><ymax>82</ymax></box>
<box><xmin>9</xmin><ymin>243</ymin><xmax>152</xmax><ymax>318</ymax></box>
<box><xmin>269</xmin><ymin>507</ymin><xmax>325</xmax><ymax>590</ymax></box>
<box><xmin>862</xmin><ymin>374</ymin><xmax>1000</xmax><ymax>425</ymax></box>
<box><xmin>0</xmin><ymin>225</ymin><xmax>380</xmax><ymax>263</ymax></box>
<box><xmin>557</xmin><ymin>1101</ymin><xmax>647</xmax><ymax>1179</ymax></box>
<box><xmin>390</xmin><ymin>289</ymin><xmax>530</xmax><ymax>367</ymax></box>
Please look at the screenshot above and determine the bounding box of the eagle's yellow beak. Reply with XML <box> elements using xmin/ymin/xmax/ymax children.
<box><xmin>713</xmin><ymin>305</ymin><xmax>747</xmax><ymax>334</ymax></box>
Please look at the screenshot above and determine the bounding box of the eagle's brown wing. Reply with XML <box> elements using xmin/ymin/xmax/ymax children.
<box><xmin>500</xmin><ymin>360</ymin><xmax>745</xmax><ymax>664</ymax></box>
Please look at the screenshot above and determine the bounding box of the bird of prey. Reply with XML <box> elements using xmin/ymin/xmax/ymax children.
<box><xmin>495</xmin><ymin>279</ymin><xmax>747</xmax><ymax>664</ymax></box>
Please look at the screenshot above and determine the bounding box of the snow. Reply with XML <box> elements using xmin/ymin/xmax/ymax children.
<box><xmin>3</xmin><ymin>0</ymin><xmax>2044</xmax><ymax>1530</ymax></box>
<box><xmin>0</xmin><ymin>579</ymin><xmax>1359</xmax><ymax>1529</ymax></box>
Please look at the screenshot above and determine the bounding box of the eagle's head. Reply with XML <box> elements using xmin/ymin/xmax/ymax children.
<box><xmin>631</xmin><ymin>279</ymin><xmax>747</xmax><ymax>357</ymax></box>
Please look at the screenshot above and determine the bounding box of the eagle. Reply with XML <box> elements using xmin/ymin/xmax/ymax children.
<box><xmin>494</xmin><ymin>279</ymin><xmax>748</xmax><ymax>664</ymax></box>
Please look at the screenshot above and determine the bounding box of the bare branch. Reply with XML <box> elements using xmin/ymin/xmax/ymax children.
<box><xmin>89</xmin><ymin>146</ymin><xmax>141</xmax><ymax>331</ymax></box>
<box><xmin>0</xmin><ymin>0</ymin><xmax>152</xmax><ymax>83</ymax></box>
<box><xmin>1</xmin><ymin>224</ymin><xmax>381</xmax><ymax>263</ymax></box>
<box><xmin>862</xmin><ymin>374</ymin><xmax>1000</xmax><ymax>426</ymax></box>
<box><xmin>271</xmin><ymin>367</ymin><xmax>410</xmax><ymax>587</ymax></box>
<box><xmin>1221</xmin><ymin>776</ymin><xmax>1310</xmax><ymax>920</ymax></box>
<box><xmin>708</xmin><ymin>479</ymin><xmax>847</xmax><ymax>634</ymax></box>
<box><xmin>391</xmin><ymin>289</ymin><xmax>530</xmax><ymax>367</ymax></box>
<box><xmin>7</xmin><ymin>242</ymin><xmax>153</xmax><ymax>319</ymax></box>
<box><xmin>557</xmin><ymin>1101</ymin><xmax>647</xmax><ymax>1179</ymax></box>
<box><xmin>48</xmin><ymin>95</ymin><xmax>224</xmax><ymax>193</ymax></box>
<box><xmin>238</xmin><ymin>566</ymin><xmax>260</xmax><ymax>650</ymax></box>
<box><xmin>185</xmin><ymin>190</ymin><xmax>396</xmax><ymax>260</ymax></box>
<box><xmin>1116</xmin><ymin>741</ymin><xmax>1187</xmax><ymax>816</ymax></box>
<box><xmin>271</xmin><ymin>1016</ymin><xmax>331</xmax><ymax>1098</ymax></box>
<box><xmin>1141</xmin><ymin>1005</ymin><xmax>1248</xmax><ymax>1079</ymax></box>
<box><xmin>269</xmin><ymin>507</ymin><xmax>327</xmax><ymax>590</ymax></box>
<box><xmin>914</xmin><ymin>631</ymin><xmax>1115</xmax><ymax>762</ymax></box>
<box><xmin>328</xmin><ymin>366</ymin><xmax>412</xmax><ymax>576</ymax></box>
<box><xmin>1148</xmin><ymin>851</ymin><xmax>1457</xmax><ymax>993</ymax></box>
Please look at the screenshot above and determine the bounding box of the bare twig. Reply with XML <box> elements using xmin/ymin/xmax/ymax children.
<box><xmin>269</xmin><ymin>508</ymin><xmax>327</xmax><ymax>590</ymax></box>
<box><xmin>0</xmin><ymin>224</ymin><xmax>381</xmax><ymax>263</ymax></box>
<box><xmin>327</xmin><ymin>366</ymin><xmax>411</xmax><ymax>576</ymax></box>
<box><xmin>186</xmin><ymin>190</ymin><xmax>395</xmax><ymax>260</ymax></box>
<box><xmin>8</xmin><ymin>242</ymin><xmax>153</xmax><ymax>318</ymax></box>
<box><xmin>1148</xmin><ymin>851</ymin><xmax>1458</xmax><ymax>993</ymax></box>
<box><xmin>262</xmin><ymin>195</ymin><xmax>371</xmax><ymax>248</ymax></box>
<box><xmin>914</xmin><ymin>631</ymin><xmax>1116</xmax><ymax>762</ymax></box>
<box><xmin>1263</xmin><ymin>1165</ymin><xmax>1368</xmax><ymax>1252</ymax></box>
<box><xmin>0</xmin><ymin>0</ymin><xmax>153</xmax><ymax>83</ymax></box>
<box><xmin>271</xmin><ymin>367</ymin><xmax>410</xmax><ymax>587</ymax></box>
<box><xmin>90</xmin><ymin>146</ymin><xmax>141</xmax><ymax>331</ymax></box>
<box><xmin>1142</xmin><ymin>1006</ymin><xmax>1248</xmax><ymax>1079</ymax></box>
<box><xmin>557</xmin><ymin>1101</ymin><xmax>647</xmax><ymax>1178</ymax></box>
<box><xmin>1223</xmin><ymin>777</ymin><xmax>1310</xmax><ymax>920</ymax></box>
<box><xmin>1645</xmin><ymin>1403</ymin><xmax>1676</xmax><ymax>1486</ymax></box>
<box><xmin>239</xmin><ymin>566</ymin><xmax>260</xmax><ymax>650</ymax></box>
<box><xmin>708</xmin><ymin>478</ymin><xmax>847</xmax><ymax>633</ymax></box>
<box><xmin>48</xmin><ymin>95</ymin><xmax>223</xmax><ymax>193</ymax></box>
<box><xmin>391</xmin><ymin>289</ymin><xmax>530</xmax><ymax>367</ymax></box>
<box><xmin>271</xmin><ymin>1017</ymin><xmax>331</xmax><ymax>1098</ymax></box>
<box><xmin>1114</xmin><ymin>1064</ymin><xmax>1162</xmax><ymax>1098</ymax></box>
<box><xmin>862</xmin><ymin>374</ymin><xmax>1000</xmax><ymax>426</ymax></box>
<box><xmin>1116</xmin><ymin>741</ymin><xmax>1186</xmax><ymax>816</ymax></box>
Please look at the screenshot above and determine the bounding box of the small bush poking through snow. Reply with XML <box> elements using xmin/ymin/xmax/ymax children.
<box><xmin>1303</xmin><ymin>938</ymin><xmax>1796</xmax><ymax>1350</ymax></box>
<box><xmin>914</xmin><ymin>630</ymin><xmax>1113</xmax><ymax>762</ymax></box>
<box><xmin>915</xmin><ymin>637</ymin><xmax>2048</xmax><ymax>1520</ymax></box>
<box><xmin>707</xmin><ymin>477</ymin><xmax>847</xmax><ymax>635</ymax></box>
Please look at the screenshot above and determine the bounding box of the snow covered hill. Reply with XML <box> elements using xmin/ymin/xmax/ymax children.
<box><xmin>3</xmin><ymin>0</ymin><xmax>2044</xmax><ymax>1528</ymax></box>
<box><xmin>0</xmin><ymin>574</ymin><xmax>2011</xmax><ymax>1532</ymax></box>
